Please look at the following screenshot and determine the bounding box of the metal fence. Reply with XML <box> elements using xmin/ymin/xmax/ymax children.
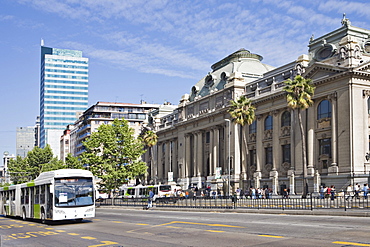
<box><xmin>96</xmin><ymin>195</ymin><xmax>370</xmax><ymax>211</ymax></box>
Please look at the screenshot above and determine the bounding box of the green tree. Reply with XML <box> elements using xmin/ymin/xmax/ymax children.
<box><xmin>65</xmin><ymin>153</ymin><xmax>84</xmax><ymax>169</ymax></box>
<box><xmin>227</xmin><ymin>95</ymin><xmax>256</xmax><ymax>189</ymax></box>
<box><xmin>141</xmin><ymin>129</ymin><xmax>158</xmax><ymax>183</ymax></box>
<box><xmin>27</xmin><ymin>145</ymin><xmax>65</xmax><ymax>179</ymax></box>
<box><xmin>80</xmin><ymin>118</ymin><xmax>147</xmax><ymax>197</ymax></box>
<box><xmin>7</xmin><ymin>145</ymin><xmax>65</xmax><ymax>184</ymax></box>
<box><xmin>283</xmin><ymin>75</ymin><xmax>315</xmax><ymax>197</ymax></box>
<box><xmin>7</xmin><ymin>156</ymin><xmax>30</xmax><ymax>184</ymax></box>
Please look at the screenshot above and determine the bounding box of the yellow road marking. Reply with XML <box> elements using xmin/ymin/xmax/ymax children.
<box><xmin>68</xmin><ymin>233</ymin><xmax>80</xmax><ymax>235</ymax></box>
<box><xmin>259</xmin><ymin>235</ymin><xmax>284</xmax><ymax>238</ymax></box>
<box><xmin>45</xmin><ymin>228</ymin><xmax>54</xmax><ymax>230</ymax></box>
<box><xmin>136</xmin><ymin>223</ymin><xmax>148</xmax><ymax>225</ymax></box>
<box><xmin>206</xmin><ymin>230</ymin><xmax>225</xmax><ymax>233</ymax></box>
<box><xmin>81</xmin><ymin>236</ymin><xmax>97</xmax><ymax>240</ymax></box>
<box><xmin>112</xmin><ymin>221</ymin><xmax>123</xmax><ymax>223</ymax></box>
<box><xmin>88</xmin><ymin>241</ymin><xmax>119</xmax><ymax>247</ymax></box>
<box><xmin>333</xmin><ymin>241</ymin><xmax>370</xmax><ymax>246</ymax></box>
<box><xmin>55</xmin><ymin>230</ymin><xmax>66</xmax><ymax>232</ymax></box>
<box><xmin>159</xmin><ymin>221</ymin><xmax>244</xmax><ymax>228</ymax></box>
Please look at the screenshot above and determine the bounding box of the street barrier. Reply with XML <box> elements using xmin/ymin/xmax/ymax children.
<box><xmin>96</xmin><ymin>194</ymin><xmax>370</xmax><ymax>211</ymax></box>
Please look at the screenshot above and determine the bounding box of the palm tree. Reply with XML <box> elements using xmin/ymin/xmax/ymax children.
<box><xmin>227</xmin><ymin>95</ymin><xmax>256</xmax><ymax>189</ymax></box>
<box><xmin>283</xmin><ymin>75</ymin><xmax>315</xmax><ymax>197</ymax></box>
<box><xmin>142</xmin><ymin>129</ymin><xmax>158</xmax><ymax>184</ymax></box>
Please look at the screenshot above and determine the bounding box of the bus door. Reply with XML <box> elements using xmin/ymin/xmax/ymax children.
<box><xmin>46</xmin><ymin>184</ymin><xmax>53</xmax><ymax>219</ymax></box>
<box><xmin>29</xmin><ymin>187</ymin><xmax>34</xmax><ymax>218</ymax></box>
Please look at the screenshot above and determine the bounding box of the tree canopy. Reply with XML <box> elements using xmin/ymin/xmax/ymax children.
<box><xmin>228</xmin><ymin>95</ymin><xmax>256</xmax><ymax>126</ymax></box>
<box><xmin>80</xmin><ymin>118</ymin><xmax>147</xmax><ymax>194</ymax></box>
<box><xmin>7</xmin><ymin>145</ymin><xmax>65</xmax><ymax>184</ymax></box>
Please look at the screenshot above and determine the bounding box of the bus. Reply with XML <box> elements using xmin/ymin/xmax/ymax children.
<box><xmin>0</xmin><ymin>169</ymin><xmax>95</xmax><ymax>223</ymax></box>
<box><xmin>120</xmin><ymin>184</ymin><xmax>174</xmax><ymax>200</ymax></box>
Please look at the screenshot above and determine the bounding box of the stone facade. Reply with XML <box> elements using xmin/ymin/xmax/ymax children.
<box><xmin>147</xmin><ymin>20</ymin><xmax>370</xmax><ymax>195</ymax></box>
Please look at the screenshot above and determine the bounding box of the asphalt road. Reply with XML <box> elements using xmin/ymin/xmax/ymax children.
<box><xmin>1</xmin><ymin>208</ymin><xmax>370</xmax><ymax>246</ymax></box>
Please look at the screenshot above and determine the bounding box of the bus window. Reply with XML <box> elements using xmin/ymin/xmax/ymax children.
<box><xmin>54</xmin><ymin>177</ymin><xmax>94</xmax><ymax>207</ymax></box>
<box><xmin>35</xmin><ymin>187</ymin><xmax>40</xmax><ymax>204</ymax></box>
<box><xmin>40</xmin><ymin>185</ymin><xmax>46</xmax><ymax>204</ymax></box>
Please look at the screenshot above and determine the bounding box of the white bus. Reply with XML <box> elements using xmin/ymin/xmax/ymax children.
<box><xmin>0</xmin><ymin>169</ymin><xmax>95</xmax><ymax>223</ymax></box>
<box><xmin>120</xmin><ymin>184</ymin><xmax>174</xmax><ymax>200</ymax></box>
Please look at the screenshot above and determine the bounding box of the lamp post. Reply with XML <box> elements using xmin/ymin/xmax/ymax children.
<box><xmin>225</xmin><ymin>119</ymin><xmax>231</xmax><ymax>197</ymax></box>
<box><xmin>366</xmin><ymin>153</ymin><xmax>370</xmax><ymax>162</ymax></box>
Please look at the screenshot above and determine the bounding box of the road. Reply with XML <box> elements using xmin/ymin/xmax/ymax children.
<box><xmin>1</xmin><ymin>207</ymin><xmax>370</xmax><ymax>246</ymax></box>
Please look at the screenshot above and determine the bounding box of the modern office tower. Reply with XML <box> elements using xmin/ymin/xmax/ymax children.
<box><xmin>40</xmin><ymin>44</ymin><xmax>89</xmax><ymax>158</ymax></box>
<box><xmin>16</xmin><ymin>127</ymin><xmax>35</xmax><ymax>158</ymax></box>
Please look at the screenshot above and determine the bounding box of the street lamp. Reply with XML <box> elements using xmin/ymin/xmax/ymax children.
<box><xmin>225</xmin><ymin>119</ymin><xmax>231</xmax><ymax>197</ymax></box>
<box><xmin>366</xmin><ymin>152</ymin><xmax>370</xmax><ymax>162</ymax></box>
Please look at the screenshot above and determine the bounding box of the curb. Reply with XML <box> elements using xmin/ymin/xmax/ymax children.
<box><xmin>96</xmin><ymin>206</ymin><xmax>370</xmax><ymax>217</ymax></box>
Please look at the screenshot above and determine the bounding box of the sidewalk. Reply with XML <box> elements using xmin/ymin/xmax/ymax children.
<box><xmin>97</xmin><ymin>205</ymin><xmax>370</xmax><ymax>217</ymax></box>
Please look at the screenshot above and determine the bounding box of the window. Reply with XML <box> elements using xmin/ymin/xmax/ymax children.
<box><xmin>205</xmin><ymin>132</ymin><xmax>210</xmax><ymax>143</ymax></box>
<box><xmin>317</xmin><ymin>100</ymin><xmax>332</xmax><ymax>119</ymax></box>
<box><xmin>319</xmin><ymin>138</ymin><xmax>331</xmax><ymax>157</ymax></box>
<box><xmin>249</xmin><ymin>121</ymin><xmax>257</xmax><ymax>134</ymax></box>
<box><xmin>368</xmin><ymin>98</ymin><xmax>370</xmax><ymax>114</ymax></box>
<box><xmin>265</xmin><ymin>147</ymin><xmax>273</xmax><ymax>164</ymax></box>
<box><xmin>265</xmin><ymin>115</ymin><xmax>273</xmax><ymax>130</ymax></box>
<box><xmin>282</xmin><ymin>144</ymin><xmax>291</xmax><ymax>163</ymax></box>
<box><xmin>281</xmin><ymin>111</ymin><xmax>291</xmax><ymax>127</ymax></box>
<box><xmin>249</xmin><ymin>149</ymin><xmax>256</xmax><ymax>166</ymax></box>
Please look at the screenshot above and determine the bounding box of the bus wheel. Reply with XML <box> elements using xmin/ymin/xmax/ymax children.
<box><xmin>41</xmin><ymin>211</ymin><xmax>46</xmax><ymax>224</ymax></box>
<box><xmin>22</xmin><ymin>209</ymin><xmax>27</xmax><ymax>221</ymax></box>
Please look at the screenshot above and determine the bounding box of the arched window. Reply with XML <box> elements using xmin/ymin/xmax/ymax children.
<box><xmin>249</xmin><ymin>120</ymin><xmax>257</xmax><ymax>134</ymax></box>
<box><xmin>317</xmin><ymin>100</ymin><xmax>332</xmax><ymax>119</ymax></box>
<box><xmin>265</xmin><ymin>115</ymin><xmax>273</xmax><ymax>130</ymax></box>
<box><xmin>281</xmin><ymin>111</ymin><xmax>291</xmax><ymax>127</ymax></box>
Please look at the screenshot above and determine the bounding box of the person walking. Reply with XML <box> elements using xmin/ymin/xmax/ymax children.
<box><xmin>146</xmin><ymin>189</ymin><xmax>154</xmax><ymax>209</ymax></box>
<box><xmin>363</xmin><ymin>183</ymin><xmax>369</xmax><ymax>199</ymax></box>
<box><xmin>346</xmin><ymin>184</ymin><xmax>353</xmax><ymax>201</ymax></box>
<box><xmin>330</xmin><ymin>185</ymin><xmax>336</xmax><ymax>201</ymax></box>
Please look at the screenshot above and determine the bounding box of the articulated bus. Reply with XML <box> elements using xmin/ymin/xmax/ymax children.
<box><xmin>0</xmin><ymin>169</ymin><xmax>95</xmax><ymax>223</ymax></box>
<box><xmin>120</xmin><ymin>184</ymin><xmax>174</xmax><ymax>200</ymax></box>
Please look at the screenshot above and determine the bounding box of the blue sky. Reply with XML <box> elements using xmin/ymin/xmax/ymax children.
<box><xmin>1</xmin><ymin>0</ymin><xmax>370</xmax><ymax>156</ymax></box>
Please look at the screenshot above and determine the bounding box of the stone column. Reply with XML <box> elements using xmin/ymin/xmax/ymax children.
<box><xmin>270</xmin><ymin>169</ymin><xmax>278</xmax><ymax>195</ymax></box>
<box><xmin>272</xmin><ymin>110</ymin><xmax>280</xmax><ymax>171</ymax></box>
<box><xmin>213</xmin><ymin>128</ymin><xmax>219</xmax><ymax>175</ymax></box>
<box><xmin>209</xmin><ymin>129</ymin><xmax>214</xmax><ymax>176</ymax></box>
<box><xmin>197</xmin><ymin>131</ymin><xmax>203</xmax><ymax>177</ymax></box>
<box><xmin>307</xmin><ymin>107</ymin><xmax>315</xmax><ymax>176</ymax></box>
<box><xmin>185</xmin><ymin>135</ymin><xmax>191</xmax><ymax>178</ymax></box>
<box><xmin>329</xmin><ymin>93</ymin><xmax>339</xmax><ymax>175</ymax></box>
<box><xmin>254</xmin><ymin>115</ymin><xmax>263</xmax><ymax>187</ymax></box>
<box><xmin>289</xmin><ymin>171</ymin><xmax>295</xmax><ymax>195</ymax></box>
<box><xmin>313</xmin><ymin>170</ymin><xmax>321</xmax><ymax>194</ymax></box>
<box><xmin>172</xmin><ymin>140</ymin><xmax>178</xmax><ymax>180</ymax></box>
<box><xmin>157</xmin><ymin>143</ymin><xmax>163</xmax><ymax>182</ymax></box>
<box><xmin>164</xmin><ymin>142</ymin><xmax>170</xmax><ymax>180</ymax></box>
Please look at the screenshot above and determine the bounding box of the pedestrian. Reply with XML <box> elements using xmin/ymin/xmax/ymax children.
<box><xmin>363</xmin><ymin>183</ymin><xmax>369</xmax><ymax>199</ymax></box>
<box><xmin>282</xmin><ymin>188</ymin><xmax>288</xmax><ymax>199</ymax></box>
<box><xmin>330</xmin><ymin>185</ymin><xmax>336</xmax><ymax>201</ymax></box>
<box><xmin>146</xmin><ymin>189</ymin><xmax>154</xmax><ymax>209</ymax></box>
<box><xmin>319</xmin><ymin>186</ymin><xmax>325</xmax><ymax>199</ymax></box>
<box><xmin>354</xmin><ymin>183</ymin><xmax>360</xmax><ymax>199</ymax></box>
<box><xmin>346</xmin><ymin>184</ymin><xmax>353</xmax><ymax>201</ymax></box>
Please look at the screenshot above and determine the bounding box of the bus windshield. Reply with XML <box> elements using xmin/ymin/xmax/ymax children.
<box><xmin>159</xmin><ymin>185</ymin><xmax>171</xmax><ymax>192</ymax></box>
<box><xmin>54</xmin><ymin>177</ymin><xmax>94</xmax><ymax>207</ymax></box>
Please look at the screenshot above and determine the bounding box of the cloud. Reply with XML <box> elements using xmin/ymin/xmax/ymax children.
<box><xmin>0</xmin><ymin>15</ymin><xmax>14</xmax><ymax>21</ymax></box>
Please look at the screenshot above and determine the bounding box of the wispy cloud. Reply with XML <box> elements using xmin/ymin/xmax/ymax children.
<box><xmin>15</xmin><ymin>0</ymin><xmax>368</xmax><ymax>76</ymax></box>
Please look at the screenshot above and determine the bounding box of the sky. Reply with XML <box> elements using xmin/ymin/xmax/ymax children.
<box><xmin>1</xmin><ymin>0</ymin><xmax>370</xmax><ymax>156</ymax></box>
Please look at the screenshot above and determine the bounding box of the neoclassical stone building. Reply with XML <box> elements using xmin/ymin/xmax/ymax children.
<box><xmin>146</xmin><ymin>18</ymin><xmax>370</xmax><ymax>195</ymax></box>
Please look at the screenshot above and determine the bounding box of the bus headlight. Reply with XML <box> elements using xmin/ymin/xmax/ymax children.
<box><xmin>85</xmin><ymin>208</ymin><xmax>94</xmax><ymax>212</ymax></box>
<box><xmin>55</xmin><ymin>209</ymin><xmax>66</xmax><ymax>214</ymax></box>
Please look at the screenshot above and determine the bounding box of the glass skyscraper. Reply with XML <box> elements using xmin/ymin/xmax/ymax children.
<box><xmin>40</xmin><ymin>45</ymin><xmax>89</xmax><ymax>158</ymax></box>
